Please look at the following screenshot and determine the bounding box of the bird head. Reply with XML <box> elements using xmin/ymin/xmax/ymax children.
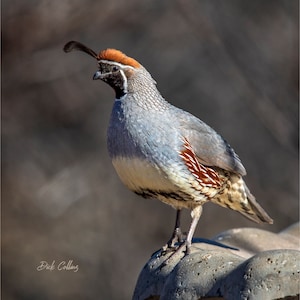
<box><xmin>63</xmin><ymin>41</ymin><xmax>143</xmax><ymax>99</ymax></box>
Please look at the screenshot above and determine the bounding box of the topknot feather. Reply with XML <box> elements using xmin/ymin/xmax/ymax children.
<box><xmin>97</xmin><ymin>49</ymin><xmax>140</xmax><ymax>68</ymax></box>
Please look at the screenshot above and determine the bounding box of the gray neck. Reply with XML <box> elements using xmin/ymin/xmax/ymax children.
<box><xmin>126</xmin><ymin>66</ymin><xmax>170</xmax><ymax>111</ymax></box>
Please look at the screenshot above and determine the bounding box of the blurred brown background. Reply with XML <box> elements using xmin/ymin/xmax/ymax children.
<box><xmin>2</xmin><ymin>0</ymin><xmax>298</xmax><ymax>299</ymax></box>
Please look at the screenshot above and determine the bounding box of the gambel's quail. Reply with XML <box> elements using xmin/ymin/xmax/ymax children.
<box><xmin>63</xmin><ymin>41</ymin><xmax>273</xmax><ymax>255</ymax></box>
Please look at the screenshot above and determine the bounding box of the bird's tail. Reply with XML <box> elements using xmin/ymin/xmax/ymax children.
<box><xmin>240</xmin><ymin>184</ymin><xmax>273</xmax><ymax>224</ymax></box>
<box><xmin>213</xmin><ymin>174</ymin><xmax>273</xmax><ymax>224</ymax></box>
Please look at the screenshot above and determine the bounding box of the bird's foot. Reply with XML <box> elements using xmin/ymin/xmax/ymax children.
<box><xmin>160</xmin><ymin>228</ymin><xmax>185</xmax><ymax>255</ymax></box>
<box><xmin>161</xmin><ymin>241</ymin><xmax>191</xmax><ymax>267</ymax></box>
<box><xmin>168</xmin><ymin>227</ymin><xmax>185</xmax><ymax>248</ymax></box>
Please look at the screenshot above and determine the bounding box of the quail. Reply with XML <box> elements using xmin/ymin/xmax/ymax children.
<box><xmin>63</xmin><ymin>41</ymin><xmax>273</xmax><ymax>255</ymax></box>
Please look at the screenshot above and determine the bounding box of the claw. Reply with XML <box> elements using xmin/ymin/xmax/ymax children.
<box><xmin>161</xmin><ymin>241</ymin><xmax>189</xmax><ymax>267</ymax></box>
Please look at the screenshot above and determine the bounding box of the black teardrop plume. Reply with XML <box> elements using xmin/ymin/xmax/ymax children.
<box><xmin>63</xmin><ymin>41</ymin><xmax>97</xmax><ymax>59</ymax></box>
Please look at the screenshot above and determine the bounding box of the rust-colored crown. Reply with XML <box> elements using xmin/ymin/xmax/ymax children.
<box><xmin>97</xmin><ymin>49</ymin><xmax>141</xmax><ymax>68</ymax></box>
<box><xmin>63</xmin><ymin>41</ymin><xmax>140</xmax><ymax>68</ymax></box>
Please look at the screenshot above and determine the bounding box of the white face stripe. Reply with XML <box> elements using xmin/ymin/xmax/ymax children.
<box><xmin>119</xmin><ymin>69</ymin><xmax>128</xmax><ymax>94</ymax></box>
<box><xmin>97</xmin><ymin>59</ymin><xmax>131</xmax><ymax>96</ymax></box>
<box><xmin>98</xmin><ymin>59</ymin><xmax>135</xmax><ymax>70</ymax></box>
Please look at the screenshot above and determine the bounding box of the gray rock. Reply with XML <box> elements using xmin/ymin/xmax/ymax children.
<box><xmin>212</xmin><ymin>227</ymin><xmax>300</xmax><ymax>258</ymax></box>
<box><xmin>223</xmin><ymin>250</ymin><xmax>300</xmax><ymax>300</ymax></box>
<box><xmin>133</xmin><ymin>223</ymin><xmax>300</xmax><ymax>300</ymax></box>
<box><xmin>160</xmin><ymin>250</ymin><xmax>243</xmax><ymax>299</ymax></box>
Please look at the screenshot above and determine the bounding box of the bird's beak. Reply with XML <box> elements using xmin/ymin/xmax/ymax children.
<box><xmin>93</xmin><ymin>71</ymin><xmax>102</xmax><ymax>80</ymax></box>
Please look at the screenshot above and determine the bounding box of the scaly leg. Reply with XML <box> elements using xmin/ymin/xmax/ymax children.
<box><xmin>162</xmin><ymin>209</ymin><xmax>184</xmax><ymax>251</ymax></box>
<box><xmin>185</xmin><ymin>205</ymin><xmax>203</xmax><ymax>254</ymax></box>
<box><xmin>163</xmin><ymin>205</ymin><xmax>203</xmax><ymax>265</ymax></box>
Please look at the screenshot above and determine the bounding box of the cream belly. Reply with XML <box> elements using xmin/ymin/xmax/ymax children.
<box><xmin>111</xmin><ymin>156</ymin><xmax>207</xmax><ymax>209</ymax></box>
<box><xmin>112</xmin><ymin>156</ymin><xmax>176</xmax><ymax>192</ymax></box>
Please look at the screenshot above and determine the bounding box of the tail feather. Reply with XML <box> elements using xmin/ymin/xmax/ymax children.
<box><xmin>242</xmin><ymin>185</ymin><xmax>273</xmax><ymax>224</ymax></box>
<box><xmin>213</xmin><ymin>174</ymin><xmax>273</xmax><ymax>224</ymax></box>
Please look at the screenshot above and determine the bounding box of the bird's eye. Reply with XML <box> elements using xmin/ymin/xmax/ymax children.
<box><xmin>112</xmin><ymin>66</ymin><xmax>119</xmax><ymax>72</ymax></box>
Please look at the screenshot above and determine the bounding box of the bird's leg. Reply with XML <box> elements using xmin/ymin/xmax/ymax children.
<box><xmin>162</xmin><ymin>206</ymin><xmax>203</xmax><ymax>266</ymax></box>
<box><xmin>169</xmin><ymin>209</ymin><xmax>184</xmax><ymax>247</ymax></box>
<box><xmin>168</xmin><ymin>209</ymin><xmax>184</xmax><ymax>248</ymax></box>
<box><xmin>162</xmin><ymin>209</ymin><xmax>183</xmax><ymax>252</ymax></box>
<box><xmin>185</xmin><ymin>205</ymin><xmax>203</xmax><ymax>254</ymax></box>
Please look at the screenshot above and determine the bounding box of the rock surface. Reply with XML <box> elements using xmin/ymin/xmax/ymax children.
<box><xmin>133</xmin><ymin>223</ymin><xmax>300</xmax><ymax>300</ymax></box>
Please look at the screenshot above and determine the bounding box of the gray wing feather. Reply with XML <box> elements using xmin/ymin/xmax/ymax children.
<box><xmin>176</xmin><ymin>109</ymin><xmax>247</xmax><ymax>176</ymax></box>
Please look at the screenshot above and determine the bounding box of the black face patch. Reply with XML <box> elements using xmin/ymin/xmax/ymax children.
<box><xmin>98</xmin><ymin>62</ymin><xmax>119</xmax><ymax>74</ymax></box>
<box><xmin>98</xmin><ymin>62</ymin><xmax>126</xmax><ymax>99</ymax></box>
<box><xmin>101</xmin><ymin>73</ymin><xmax>126</xmax><ymax>99</ymax></box>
